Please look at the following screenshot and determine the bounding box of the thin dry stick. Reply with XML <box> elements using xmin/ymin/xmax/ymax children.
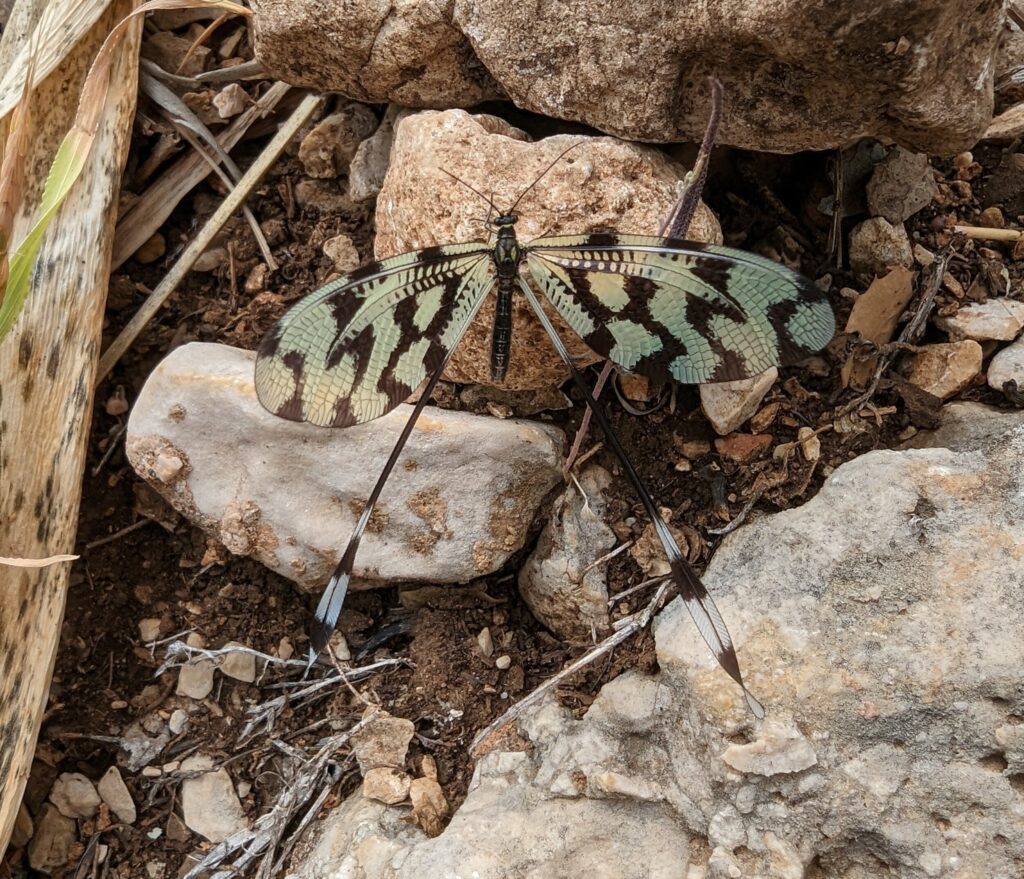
<box><xmin>97</xmin><ymin>92</ymin><xmax>322</xmax><ymax>382</ymax></box>
<box><xmin>954</xmin><ymin>224</ymin><xmax>1022</xmax><ymax>242</ymax></box>
<box><xmin>470</xmin><ymin>581</ymin><xmax>671</xmax><ymax>757</ymax></box>
<box><xmin>564</xmin><ymin>77</ymin><xmax>724</xmax><ymax>471</ymax></box>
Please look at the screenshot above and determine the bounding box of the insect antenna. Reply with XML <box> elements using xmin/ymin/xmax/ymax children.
<box><xmin>441</xmin><ymin>169</ymin><xmax>502</xmax><ymax>217</ymax></box>
<box><xmin>508</xmin><ymin>142</ymin><xmax>582</xmax><ymax>215</ymax></box>
<box><xmin>516</xmin><ymin>277</ymin><xmax>765</xmax><ymax>718</ymax></box>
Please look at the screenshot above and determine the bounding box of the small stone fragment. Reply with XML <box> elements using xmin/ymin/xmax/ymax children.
<box><xmin>133</xmin><ymin>232</ymin><xmax>166</xmax><ymax>265</ymax></box>
<box><xmin>298</xmin><ymin>104</ymin><xmax>379</xmax><ymax>178</ymax></box>
<box><xmin>721</xmin><ymin>716</ymin><xmax>818</xmax><ymax>776</ymax></box>
<box><xmin>934</xmin><ymin>298</ymin><xmax>1024</xmax><ymax>341</ymax></box>
<box><xmin>277</xmin><ymin>637</ymin><xmax>294</xmax><ymax>660</ymax></box>
<box><xmin>97</xmin><ymin>767</ymin><xmax>136</xmax><ymax>825</ymax></box>
<box><xmin>138</xmin><ymin>618</ymin><xmax>162</xmax><ymax>642</ymax></box>
<box><xmin>477</xmin><ymin>627</ymin><xmax>494</xmax><ymax>658</ymax></box>
<box><xmin>495</xmin><ymin>655</ymin><xmax>512</xmax><ymax>670</ymax></box>
<box><xmin>180</xmin><ymin>754</ymin><xmax>249</xmax><ymax>843</ymax></box>
<box><xmin>168</xmin><ymin>709</ymin><xmax>189</xmax><ymax>735</ymax></box>
<box><xmin>348</xmin><ymin>106</ymin><xmax>406</xmax><ymax>202</ymax></box>
<box><xmin>715</xmin><ymin>433</ymin><xmax>774</xmax><ymax>464</ymax></box>
<box><xmin>350</xmin><ymin>710</ymin><xmax>415</xmax><ymax>773</ymax></box>
<box><xmin>362</xmin><ymin>767</ymin><xmax>411</xmax><ymax>804</ymax></box>
<box><xmin>977</xmin><ymin>205</ymin><xmax>1004</xmax><ymax>228</ymax></box>
<box><xmin>49</xmin><ymin>772</ymin><xmax>101</xmax><ymax>819</ymax></box>
<box><xmin>212</xmin><ymin>83</ymin><xmax>248</xmax><ymax>118</ymax></box>
<box><xmin>409</xmin><ymin>776</ymin><xmax>448</xmax><ymax>837</ymax></box>
<box><xmin>28</xmin><ymin>804</ymin><xmax>77</xmax><ymax>874</ymax></box>
<box><xmin>987</xmin><ymin>335</ymin><xmax>1024</xmax><ymax>392</ymax></box>
<box><xmin>865</xmin><ymin>147</ymin><xmax>938</xmax><ymax>223</ymax></box>
<box><xmin>699</xmin><ymin>368</ymin><xmax>778</xmax><ymax>435</ymax></box>
<box><xmin>176</xmin><ymin>656</ymin><xmax>215</xmax><ymax>699</ymax></box>
<box><xmin>904</xmin><ymin>340</ymin><xmax>982</xmax><ymax>400</ymax></box>
<box><xmin>219</xmin><ymin>642</ymin><xmax>256</xmax><ymax>683</ymax></box>
<box><xmin>848</xmin><ymin>217</ymin><xmax>913</xmax><ymax>275</ymax></box>
<box><xmin>913</xmin><ymin>243</ymin><xmax>935</xmax><ymax>267</ymax></box>
<box><xmin>322</xmin><ymin>234</ymin><xmax>360</xmax><ymax>274</ymax></box>
<box><xmin>192</xmin><ymin>246</ymin><xmax>227</xmax><ymax>273</ymax></box>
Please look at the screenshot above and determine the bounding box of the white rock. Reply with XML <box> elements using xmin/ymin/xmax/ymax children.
<box><xmin>97</xmin><ymin>767</ymin><xmax>137</xmax><ymax>825</ymax></box>
<box><xmin>126</xmin><ymin>343</ymin><xmax>564</xmax><ymax>592</ymax></box>
<box><xmin>518</xmin><ymin>466</ymin><xmax>615</xmax><ymax>639</ymax></box>
<box><xmin>168</xmin><ymin>709</ymin><xmax>190</xmax><ymax>735</ymax></box>
<box><xmin>935</xmin><ymin>297</ymin><xmax>1024</xmax><ymax>341</ymax></box>
<box><xmin>180</xmin><ymin>754</ymin><xmax>249</xmax><ymax>843</ymax></box>
<box><xmin>699</xmin><ymin>368</ymin><xmax>778</xmax><ymax>436</ymax></box>
<box><xmin>28</xmin><ymin>805</ymin><xmax>77</xmax><ymax>874</ymax></box>
<box><xmin>288</xmin><ymin>404</ymin><xmax>1024</xmax><ymax>879</ymax></box>
<box><xmin>49</xmin><ymin>772</ymin><xmax>101</xmax><ymax>819</ymax></box>
<box><xmin>865</xmin><ymin>147</ymin><xmax>938</xmax><ymax>223</ymax></box>
<box><xmin>176</xmin><ymin>656</ymin><xmax>215</xmax><ymax>699</ymax></box>
<box><xmin>848</xmin><ymin>217</ymin><xmax>913</xmax><ymax>275</ymax></box>
<box><xmin>219</xmin><ymin>641</ymin><xmax>256</xmax><ymax>683</ymax></box>
<box><xmin>988</xmin><ymin>334</ymin><xmax>1024</xmax><ymax>392</ymax></box>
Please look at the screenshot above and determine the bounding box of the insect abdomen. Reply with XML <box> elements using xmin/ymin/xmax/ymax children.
<box><xmin>490</xmin><ymin>278</ymin><xmax>514</xmax><ymax>382</ymax></box>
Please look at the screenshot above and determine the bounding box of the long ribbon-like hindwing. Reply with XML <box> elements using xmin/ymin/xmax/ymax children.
<box><xmin>517</xmin><ymin>277</ymin><xmax>765</xmax><ymax>717</ymax></box>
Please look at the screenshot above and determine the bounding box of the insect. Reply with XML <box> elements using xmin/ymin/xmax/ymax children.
<box><xmin>254</xmin><ymin>151</ymin><xmax>835</xmax><ymax>716</ymax></box>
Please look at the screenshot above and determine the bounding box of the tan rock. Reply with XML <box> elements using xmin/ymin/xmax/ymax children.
<box><xmin>97</xmin><ymin>767</ymin><xmax>136</xmax><ymax>825</ymax></box>
<box><xmin>700</xmin><ymin>368</ymin><xmax>778</xmax><ymax>436</ymax></box>
<box><xmin>904</xmin><ymin>341</ymin><xmax>982</xmax><ymax>400</ymax></box>
<box><xmin>49</xmin><ymin>772</ymin><xmax>101</xmax><ymax>819</ymax></box>
<box><xmin>298</xmin><ymin>104</ymin><xmax>379</xmax><ymax>178</ymax></box>
<box><xmin>409</xmin><ymin>776</ymin><xmax>448</xmax><ymax>837</ymax></box>
<box><xmin>350</xmin><ymin>711</ymin><xmax>415</xmax><ymax>774</ymax></box>
<box><xmin>250</xmin><ymin>0</ymin><xmax>1001</xmax><ymax>154</ymax></box>
<box><xmin>377</xmin><ymin>109</ymin><xmax>721</xmax><ymax>389</ymax></box>
<box><xmin>865</xmin><ymin>148</ymin><xmax>938</xmax><ymax>223</ymax></box>
<box><xmin>848</xmin><ymin>217</ymin><xmax>913</xmax><ymax>276</ymax></box>
<box><xmin>27</xmin><ymin>805</ymin><xmax>76</xmax><ymax>874</ymax></box>
<box><xmin>714</xmin><ymin>433</ymin><xmax>774</xmax><ymax>464</ymax></box>
<box><xmin>219</xmin><ymin>642</ymin><xmax>256</xmax><ymax>683</ymax></box>
<box><xmin>362</xmin><ymin>767</ymin><xmax>411</xmax><ymax>804</ymax></box>
<box><xmin>322</xmin><ymin>234</ymin><xmax>360</xmax><ymax>274</ymax></box>
<box><xmin>180</xmin><ymin>754</ymin><xmax>249</xmax><ymax>843</ymax></box>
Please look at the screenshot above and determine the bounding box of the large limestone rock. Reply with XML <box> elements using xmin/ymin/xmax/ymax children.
<box><xmin>287</xmin><ymin>403</ymin><xmax>1024</xmax><ymax>878</ymax></box>
<box><xmin>376</xmin><ymin>109</ymin><xmax>720</xmax><ymax>389</ymax></box>
<box><xmin>126</xmin><ymin>343</ymin><xmax>565</xmax><ymax>591</ymax></box>
<box><xmin>251</xmin><ymin>0</ymin><xmax>1003</xmax><ymax>153</ymax></box>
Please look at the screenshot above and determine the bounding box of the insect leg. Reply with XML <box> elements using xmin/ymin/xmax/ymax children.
<box><xmin>517</xmin><ymin>279</ymin><xmax>764</xmax><ymax>718</ymax></box>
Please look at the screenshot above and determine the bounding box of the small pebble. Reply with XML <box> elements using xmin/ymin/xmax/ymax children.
<box><xmin>495</xmin><ymin>655</ymin><xmax>512</xmax><ymax>670</ymax></box>
<box><xmin>110</xmin><ymin>699</ymin><xmax>128</xmax><ymax>710</ymax></box>
<box><xmin>477</xmin><ymin>627</ymin><xmax>494</xmax><ymax>658</ymax></box>
<box><xmin>49</xmin><ymin>773</ymin><xmax>101</xmax><ymax>819</ymax></box>
<box><xmin>138</xmin><ymin>618</ymin><xmax>162</xmax><ymax>642</ymax></box>
<box><xmin>132</xmin><ymin>232</ymin><xmax>166</xmax><ymax>265</ymax></box>
<box><xmin>168</xmin><ymin>709</ymin><xmax>189</xmax><ymax>735</ymax></box>
<box><xmin>142</xmin><ymin>767</ymin><xmax>162</xmax><ymax>778</ymax></box>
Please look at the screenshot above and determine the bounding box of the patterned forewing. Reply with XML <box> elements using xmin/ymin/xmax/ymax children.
<box><xmin>256</xmin><ymin>245</ymin><xmax>492</xmax><ymax>426</ymax></box>
<box><xmin>526</xmin><ymin>233</ymin><xmax>834</xmax><ymax>384</ymax></box>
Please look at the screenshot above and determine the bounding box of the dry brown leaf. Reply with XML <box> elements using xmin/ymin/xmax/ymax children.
<box><xmin>840</xmin><ymin>266</ymin><xmax>916</xmax><ymax>389</ymax></box>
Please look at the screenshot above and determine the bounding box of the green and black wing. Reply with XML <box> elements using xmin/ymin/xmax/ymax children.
<box><xmin>525</xmin><ymin>232</ymin><xmax>835</xmax><ymax>383</ymax></box>
<box><xmin>255</xmin><ymin>244</ymin><xmax>494</xmax><ymax>427</ymax></box>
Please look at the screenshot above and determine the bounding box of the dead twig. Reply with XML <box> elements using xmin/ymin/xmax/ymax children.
<box><xmin>470</xmin><ymin>581</ymin><xmax>671</xmax><ymax>757</ymax></box>
<box><xmin>98</xmin><ymin>92</ymin><xmax>323</xmax><ymax>382</ymax></box>
<box><xmin>953</xmin><ymin>224</ymin><xmax>1022</xmax><ymax>242</ymax></box>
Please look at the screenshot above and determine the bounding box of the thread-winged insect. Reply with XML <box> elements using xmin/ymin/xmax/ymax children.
<box><xmin>255</xmin><ymin>145</ymin><xmax>835</xmax><ymax>715</ymax></box>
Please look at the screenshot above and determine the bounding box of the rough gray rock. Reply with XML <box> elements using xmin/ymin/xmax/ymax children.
<box><xmin>297</xmin><ymin>104</ymin><xmax>379</xmax><ymax>178</ymax></box>
<box><xmin>48</xmin><ymin>772</ymin><xmax>101</xmax><ymax>819</ymax></box>
<box><xmin>376</xmin><ymin>109</ymin><xmax>720</xmax><ymax>389</ymax></box>
<box><xmin>517</xmin><ymin>466</ymin><xmax>615</xmax><ymax>640</ymax></box>
<box><xmin>287</xmin><ymin>403</ymin><xmax>1024</xmax><ymax>879</ymax></box>
<box><xmin>348</xmin><ymin>105</ymin><xmax>408</xmax><ymax>203</ymax></box>
<box><xmin>866</xmin><ymin>147</ymin><xmax>939</xmax><ymax>223</ymax></box>
<box><xmin>97</xmin><ymin>767</ymin><xmax>136</xmax><ymax>825</ymax></box>
<box><xmin>126</xmin><ymin>343</ymin><xmax>565</xmax><ymax>592</ymax></box>
<box><xmin>251</xmin><ymin>0</ymin><xmax>1002</xmax><ymax>154</ymax></box>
